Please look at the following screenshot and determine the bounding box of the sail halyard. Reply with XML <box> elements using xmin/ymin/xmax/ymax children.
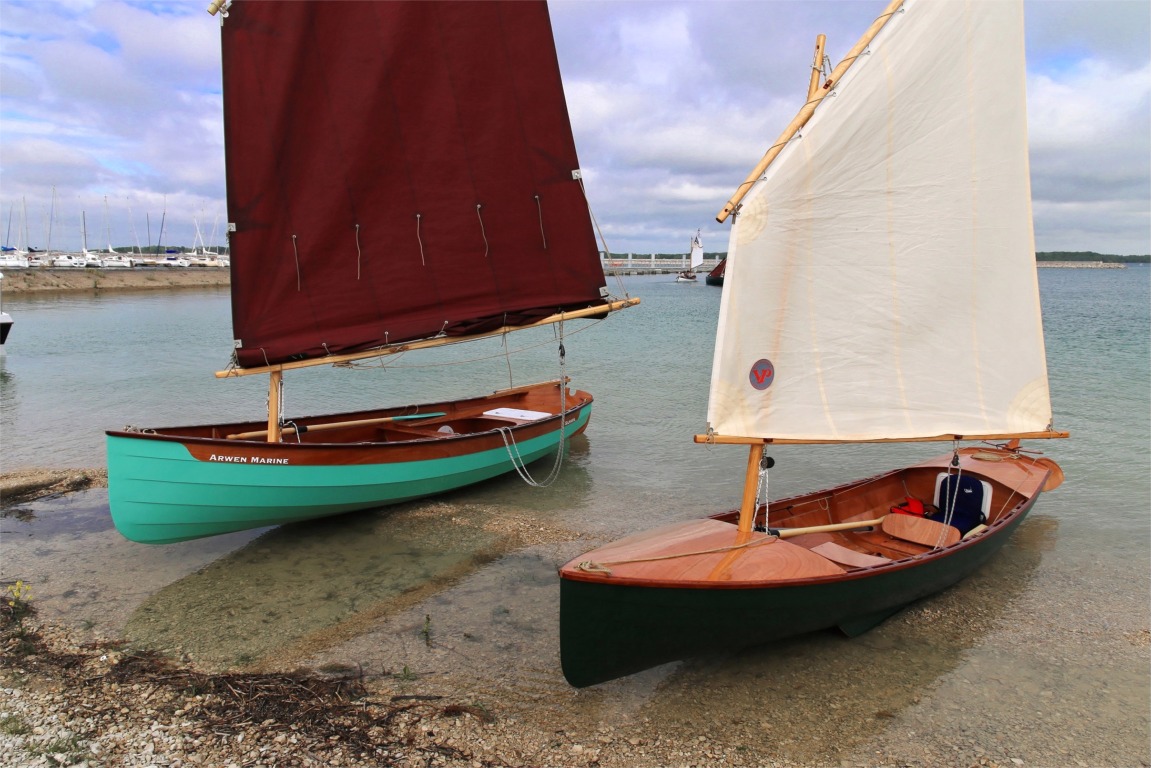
<box><xmin>218</xmin><ymin>1</ymin><xmax>624</xmax><ymax>370</ymax></box>
<box><xmin>706</xmin><ymin>0</ymin><xmax>1065</xmax><ymax>446</ymax></box>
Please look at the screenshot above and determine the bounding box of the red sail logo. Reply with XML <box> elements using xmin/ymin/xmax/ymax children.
<box><xmin>749</xmin><ymin>359</ymin><xmax>775</xmax><ymax>391</ymax></box>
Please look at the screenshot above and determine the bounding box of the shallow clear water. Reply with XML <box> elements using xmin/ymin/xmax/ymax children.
<box><xmin>1</xmin><ymin>267</ymin><xmax>1148</xmax><ymax>765</ymax></box>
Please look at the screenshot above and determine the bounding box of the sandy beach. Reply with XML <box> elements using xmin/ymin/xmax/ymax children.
<box><xmin>2</xmin><ymin>469</ymin><xmax>1148</xmax><ymax>768</ymax></box>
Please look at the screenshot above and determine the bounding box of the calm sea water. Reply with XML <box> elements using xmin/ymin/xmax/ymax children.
<box><xmin>1</xmin><ymin>267</ymin><xmax>1148</xmax><ymax>764</ymax></box>
<box><xmin>3</xmin><ymin>268</ymin><xmax>1148</xmax><ymax>547</ymax></box>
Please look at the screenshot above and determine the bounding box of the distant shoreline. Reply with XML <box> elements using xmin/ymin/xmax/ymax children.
<box><xmin>1</xmin><ymin>258</ymin><xmax>1140</xmax><ymax>296</ymax></box>
<box><xmin>0</xmin><ymin>267</ymin><xmax>231</xmax><ymax>294</ymax></box>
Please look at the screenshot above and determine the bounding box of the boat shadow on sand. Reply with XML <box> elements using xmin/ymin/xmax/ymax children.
<box><xmin>120</xmin><ymin>441</ymin><xmax>595</xmax><ymax>672</ymax></box>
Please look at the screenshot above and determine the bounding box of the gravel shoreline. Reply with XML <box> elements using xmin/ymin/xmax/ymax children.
<box><xmin>2</xmin><ymin>474</ymin><xmax>1148</xmax><ymax>768</ymax></box>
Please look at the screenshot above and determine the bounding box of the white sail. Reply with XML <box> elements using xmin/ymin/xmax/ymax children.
<box><xmin>689</xmin><ymin>230</ymin><xmax>704</xmax><ymax>270</ymax></box>
<box><xmin>708</xmin><ymin>0</ymin><xmax>1052</xmax><ymax>442</ymax></box>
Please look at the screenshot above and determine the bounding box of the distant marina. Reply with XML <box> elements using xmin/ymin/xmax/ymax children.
<box><xmin>0</xmin><ymin>254</ymin><xmax>1139</xmax><ymax>293</ymax></box>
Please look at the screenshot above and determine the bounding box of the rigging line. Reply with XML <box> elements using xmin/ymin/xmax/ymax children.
<box><xmin>754</xmin><ymin>456</ymin><xmax>771</xmax><ymax>531</ymax></box>
<box><xmin>291</xmin><ymin>234</ymin><xmax>301</xmax><ymax>291</ymax></box>
<box><xmin>497</xmin><ymin>323</ymin><xmax>569</xmax><ymax>488</ymax></box>
<box><xmin>476</xmin><ymin>204</ymin><xmax>489</xmax><ymax>258</ymax></box>
<box><xmin>354</xmin><ymin>224</ymin><xmax>362</xmax><ymax>280</ymax></box>
<box><xmin>502</xmin><ymin>331</ymin><xmax>514</xmax><ymax>390</ymax></box>
<box><xmin>534</xmin><ymin>195</ymin><xmax>548</xmax><ymax>250</ymax></box>
<box><xmin>575</xmin><ymin>175</ymin><xmax>628</xmax><ymax>297</ymax></box>
<box><xmin>935</xmin><ymin>443</ymin><xmax>963</xmax><ymax>549</ymax></box>
<box><xmin>415</xmin><ymin>214</ymin><xmax>426</xmax><ymax>266</ymax></box>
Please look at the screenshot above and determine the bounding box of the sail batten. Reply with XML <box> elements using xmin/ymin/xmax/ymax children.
<box><xmin>221</xmin><ymin>1</ymin><xmax>609</xmax><ymax>369</ymax></box>
<box><xmin>708</xmin><ymin>0</ymin><xmax>1054</xmax><ymax>443</ymax></box>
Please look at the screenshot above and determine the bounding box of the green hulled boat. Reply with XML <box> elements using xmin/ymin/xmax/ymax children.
<box><xmin>106</xmin><ymin>0</ymin><xmax>636</xmax><ymax>544</ymax></box>
<box><xmin>559</xmin><ymin>0</ymin><xmax>1066</xmax><ymax>687</ymax></box>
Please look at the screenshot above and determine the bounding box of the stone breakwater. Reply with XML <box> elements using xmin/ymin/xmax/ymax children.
<box><xmin>1037</xmin><ymin>261</ymin><xmax>1126</xmax><ymax>268</ymax></box>
<box><xmin>0</xmin><ymin>267</ymin><xmax>230</xmax><ymax>294</ymax></box>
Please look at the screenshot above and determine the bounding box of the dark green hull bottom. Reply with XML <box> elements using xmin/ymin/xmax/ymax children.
<box><xmin>559</xmin><ymin>500</ymin><xmax>1032</xmax><ymax>688</ymax></box>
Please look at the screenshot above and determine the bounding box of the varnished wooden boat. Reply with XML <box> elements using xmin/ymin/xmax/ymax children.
<box><xmin>560</xmin><ymin>0</ymin><xmax>1067</xmax><ymax>687</ymax></box>
<box><xmin>560</xmin><ymin>447</ymin><xmax>1061</xmax><ymax>687</ymax></box>
<box><xmin>109</xmin><ymin>380</ymin><xmax>591</xmax><ymax>545</ymax></box>
<box><xmin>107</xmin><ymin>2</ymin><xmax>637</xmax><ymax>544</ymax></box>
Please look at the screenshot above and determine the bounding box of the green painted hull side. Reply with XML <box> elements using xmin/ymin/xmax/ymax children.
<box><xmin>559</xmin><ymin>497</ymin><xmax>1035</xmax><ymax>688</ymax></box>
<box><xmin>108</xmin><ymin>407</ymin><xmax>590</xmax><ymax>545</ymax></box>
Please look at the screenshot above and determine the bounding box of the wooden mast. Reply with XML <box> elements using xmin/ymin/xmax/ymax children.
<box><xmin>807</xmin><ymin>34</ymin><xmax>827</xmax><ymax>102</ymax></box>
<box><xmin>737</xmin><ymin>443</ymin><xmax>765</xmax><ymax>533</ymax></box>
<box><xmin>266</xmin><ymin>370</ymin><xmax>282</xmax><ymax>443</ymax></box>
<box><xmin>716</xmin><ymin>0</ymin><xmax>906</xmax><ymax>223</ymax></box>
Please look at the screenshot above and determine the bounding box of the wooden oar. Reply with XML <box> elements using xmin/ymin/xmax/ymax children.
<box><xmin>227</xmin><ymin>412</ymin><xmax>446</xmax><ymax>440</ymax></box>
<box><xmin>768</xmin><ymin>517</ymin><xmax>885</xmax><ymax>539</ymax></box>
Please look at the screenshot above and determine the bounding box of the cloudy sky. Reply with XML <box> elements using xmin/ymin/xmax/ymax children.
<box><xmin>1</xmin><ymin>0</ymin><xmax>1148</xmax><ymax>256</ymax></box>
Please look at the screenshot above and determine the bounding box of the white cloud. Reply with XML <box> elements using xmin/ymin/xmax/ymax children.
<box><xmin>0</xmin><ymin>0</ymin><xmax>1146</xmax><ymax>255</ymax></box>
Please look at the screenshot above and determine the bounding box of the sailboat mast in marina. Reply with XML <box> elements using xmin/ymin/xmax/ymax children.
<box><xmin>560</xmin><ymin>0</ymin><xmax>1066</xmax><ymax>688</ymax></box>
<box><xmin>106</xmin><ymin>0</ymin><xmax>636</xmax><ymax>545</ymax></box>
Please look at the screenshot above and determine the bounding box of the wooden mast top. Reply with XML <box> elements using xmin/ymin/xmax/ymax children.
<box><xmin>716</xmin><ymin>0</ymin><xmax>906</xmax><ymax>223</ymax></box>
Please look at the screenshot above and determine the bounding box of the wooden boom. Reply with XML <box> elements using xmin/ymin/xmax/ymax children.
<box><xmin>216</xmin><ymin>298</ymin><xmax>639</xmax><ymax>378</ymax></box>
<box><xmin>695</xmin><ymin>430</ymin><xmax>1070</xmax><ymax>445</ymax></box>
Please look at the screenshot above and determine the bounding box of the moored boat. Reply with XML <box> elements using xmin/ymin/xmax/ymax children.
<box><xmin>560</xmin><ymin>446</ymin><xmax>1061</xmax><ymax>687</ymax></box>
<box><xmin>704</xmin><ymin>257</ymin><xmax>725</xmax><ymax>286</ymax></box>
<box><xmin>109</xmin><ymin>380</ymin><xmax>592</xmax><ymax>544</ymax></box>
<box><xmin>106</xmin><ymin>0</ymin><xmax>636</xmax><ymax>544</ymax></box>
<box><xmin>559</xmin><ymin>0</ymin><xmax>1066</xmax><ymax>687</ymax></box>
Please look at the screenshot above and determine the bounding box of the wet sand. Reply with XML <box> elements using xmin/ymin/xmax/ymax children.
<box><xmin>1</xmin><ymin>473</ymin><xmax>1147</xmax><ymax>767</ymax></box>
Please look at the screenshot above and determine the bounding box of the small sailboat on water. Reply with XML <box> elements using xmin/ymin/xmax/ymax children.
<box><xmin>106</xmin><ymin>0</ymin><xmax>636</xmax><ymax>545</ymax></box>
<box><xmin>675</xmin><ymin>229</ymin><xmax>704</xmax><ymax>282</ymax></box>
<box><xmin>559</xmin><ymin>0</ymin><xmax>1066</xmax><ymax>688</ymax></box>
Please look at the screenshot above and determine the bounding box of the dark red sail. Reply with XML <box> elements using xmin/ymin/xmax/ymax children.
<box><xmin>220</xmin><ymin>1</ymin><xmax>608</xmax><ymax>368</ymax></box>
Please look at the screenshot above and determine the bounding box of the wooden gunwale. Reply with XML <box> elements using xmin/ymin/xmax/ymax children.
<box><xmin>560</xmin><ymin>495</ymin><xmax>1035</xmax><ymax>590</ymax></box>
<box><xmin>105</xmin><ymin>381</ymin><xmax>590</xmax><ymax>464</ymax></box>
<box><xmin>560</xmin><ymin>449</ymin><xmax>1049</xmax><ymax>590</ymax></box>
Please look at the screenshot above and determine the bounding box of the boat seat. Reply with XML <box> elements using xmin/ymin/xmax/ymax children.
<box><xmin>809</xmin><ymin>542</ymin><xmax>891</xmax><ymax>569</ymax></box>
<box><xmin>931</xmin><ymin>473</ymin><xmax>992</xmax><ymax>534</ymax></box>
<box><xmin>881</xmin><ymin>514</ymin><xmax>961</xmax><ymax>548</ymax></box>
